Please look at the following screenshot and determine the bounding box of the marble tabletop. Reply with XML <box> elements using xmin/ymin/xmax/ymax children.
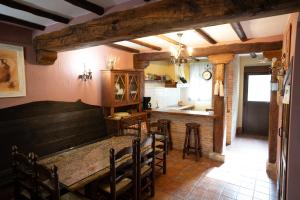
<box><xmin>38</xmin><ymin>135</ymin><xmax>140</xmax><ymax>191</ymax></box>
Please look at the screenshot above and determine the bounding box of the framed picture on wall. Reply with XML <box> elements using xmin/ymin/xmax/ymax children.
<box><xmin>0</xmin><ymin>43</ymin><xmax>26</xmax><ymax>98</ymax></box>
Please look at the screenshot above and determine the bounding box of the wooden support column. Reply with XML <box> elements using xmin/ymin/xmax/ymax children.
<box><xmin>208</xmin><ymin>54</ymin><xmax>234</xmax><ymax>154</ymax></box>
<box><xmin>264</xmin><ymin>50</ymin><xmax>281</xmax><ymax>164</ymax></box>
<box><xmin>268</xmin><ymin>67</ymin><xmax>279</xmax><ymax>163</ymax></box>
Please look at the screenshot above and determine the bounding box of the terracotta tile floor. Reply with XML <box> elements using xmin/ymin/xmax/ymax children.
<box><xmin>152</xmin><ymin>135</ymin><xmax>277</xmax><ymax>200</ymax></box>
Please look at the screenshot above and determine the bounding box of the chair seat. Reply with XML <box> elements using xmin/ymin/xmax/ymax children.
<box><xmin>61</xmin><ymin>192</ymin><xmax>90</xmax><ymax>200</ymax></box>
<box><xmin>155</xmin><ymin>141</ymin><xmax>164</xmax><ymax>147</ymax></box>
<box><xmin>141</xmin><ymin>165</ymin><xmax>151</xmax><ymax>175</ymax></box>
<box><xmin>155</xmin><ymin>147</ymin><xmax>164</xmax><ymax>155</ymax></box>
<box><xmin>20</xmin><ymin>189</ymin><xmax>31</xmax><ymax>199</ymax></box>
<box><xmin>99</xmin><ymin>178</ymin><xmax>132</xmax><ymax>194</ymax></box>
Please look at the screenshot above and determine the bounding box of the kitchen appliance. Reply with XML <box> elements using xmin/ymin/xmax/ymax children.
<box><xmin>143</xmin><ymin>97</ymin><xmax>151</xmax><ymax>110</ymax></box>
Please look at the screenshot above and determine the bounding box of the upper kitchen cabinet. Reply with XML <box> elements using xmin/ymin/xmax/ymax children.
<box><xmin>101</xmin><ymin>69</ymin><xmax>143</xmax><ymax>115</ymax></box>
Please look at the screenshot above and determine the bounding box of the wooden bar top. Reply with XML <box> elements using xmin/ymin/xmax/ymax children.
<box><xmin>148</xmin><ymin>108</ymin><xmax>216</xmax><ymax>118</ymax></box>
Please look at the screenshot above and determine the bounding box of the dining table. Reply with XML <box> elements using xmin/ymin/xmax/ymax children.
<box><xmin>37</xmin><ymin>135</ymin><xmax>145</xmax><ymax>191</ymax></box>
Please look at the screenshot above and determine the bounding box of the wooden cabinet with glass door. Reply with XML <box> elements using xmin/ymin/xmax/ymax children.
<box><xmin>101</xmin><ymin>69</ymin><xmax>143</xmax><ymax>116</ymax></box>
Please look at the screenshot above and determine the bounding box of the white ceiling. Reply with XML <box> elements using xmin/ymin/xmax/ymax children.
<box><xmin>0</xmin><ymin>0</ymin><xmax>134</xmax><ymax>26</ymax></box>
<box><xmin>0</xmin><ymin>1</ymin><xmax>291</xmax><ymax>53</ymax></box>
<box><xmin>241</xmin><ymin>14</ymin><xmax>290</xmax><ymax>38</ymax></box>
<box><xmin>115</xmin><ymin>14</ymin><xmax>290</xmax><ymax>53</ymax></box>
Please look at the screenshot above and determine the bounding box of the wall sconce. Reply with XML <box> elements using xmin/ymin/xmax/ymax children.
<box><xmin>78</xmin><ymin>64</ymin><xmax>92</xmax><ymax>81</ymax></box>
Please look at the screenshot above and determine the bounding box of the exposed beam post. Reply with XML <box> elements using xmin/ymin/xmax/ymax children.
<box><xmin>208</xmin><ymin>54</ymin><xmax>234</xmax><ymax>155</ymax></box>
<box><xmin>0</xmin><ymin>0</ymin><xmax>70</xmax><ymax>24</ymax></box>
<box><xmin>264</xmin><ymin>50</ymin><xmax>281</xmax><ymax>165</ymax></box>
<box><xmin>231</xmin><ymin>22</ymin><xmax>248</xmax><ymax>42</ymax></box>
<box><xmin>194</xmin><ymin>28</ymin><xmax>217</xmax><ymax>44</ymax></box>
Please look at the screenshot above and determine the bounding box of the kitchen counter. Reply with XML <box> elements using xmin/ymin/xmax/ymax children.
<box><xmin>149</xmin><ymin>108</ymin><xmax>216</xmax><ymax>159</ymax></box>
<box><xmin>149</xmin><ymin>108</ymin><xmax>217</xmax><ymax>118</ymax></box>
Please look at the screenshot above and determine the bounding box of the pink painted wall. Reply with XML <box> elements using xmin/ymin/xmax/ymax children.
<box><xmin>286</xmin><ymin>13</ymin><xmax>300</xmax><ymax>200</ymax></box>
<box><xmin>0</xmin><ymin>45</ymin><xmax>133</xmax><ymax>109</ymax></box>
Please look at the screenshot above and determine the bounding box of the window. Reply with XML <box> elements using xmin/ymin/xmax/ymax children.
<box><xmin>188</xmin><ymin>62</ymin><xmax>212</xmax><ymax>103</ymax></box>
<box><xmin>247</xmin><ymin>74</ymin><xmax>271</xmax><ymax>102</ymax></box>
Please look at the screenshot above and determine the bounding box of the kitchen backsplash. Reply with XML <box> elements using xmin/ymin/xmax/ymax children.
<box><xmin>144</xmin><ymin>82</ymin><xmax>180</xmax><ymax>108</ymax></box>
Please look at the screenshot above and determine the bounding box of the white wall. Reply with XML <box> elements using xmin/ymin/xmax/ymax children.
<box><xmin>229</xmin><ymin>55</ymin><xmax>241</xmax><ymax>142</ymax></box>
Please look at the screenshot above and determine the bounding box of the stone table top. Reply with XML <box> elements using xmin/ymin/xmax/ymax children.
<box><xmin>38</xmin><ymin>135</ymin><xmax>139</xmax><ymax>191</ymax></box>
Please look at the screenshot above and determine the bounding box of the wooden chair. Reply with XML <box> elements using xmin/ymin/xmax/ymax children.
<box><xmin>98</xmin><ymin>139</ymin><xmax>138</xmax><ymax>200</ymax></box>
<box><xmin>149</xmin><ymin>121</ymin><xmax>168</xmax><ymax>175</ymax></box>
<box><xmin>30</xmin><ymin>153</ymin><xmax>89</xmax><ymax>200</ymax></box>
<box><xmin>120</xmin><ymin>118</ymin><xmax>142</xmax><ymax>138</ymax></box>
<box><xmin>136</xmin><ymin>134</ymin><xmax>155</xmax><ymax>199</ymax></box>
<box><xmin>11</xmin><ymin>145</ymin><xmax>35</xmax><ymax>200</ymax></box>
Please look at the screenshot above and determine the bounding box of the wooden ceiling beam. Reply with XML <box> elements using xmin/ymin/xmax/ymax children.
<box><xmin>133</xmin><ymin>41</ymin><xmax>282</xmax><ymax>68</ymax></box>
<box><xmin>0</xmin><ymin>0</ymin><xmax>70</xmax><ymax>24</ymax></box>
<box><xmin>129</xmin><ymin>39</ymin><xmax>162</xmax><ymax>51</ymax></box>
<box><xmin>157</xmin><ymin>35</ymin><xmax>186</xmax><ymax>48</ymax></box>
<box><xmin>231</xmin><ymin>22</ymin><xmax>248</xmax><ymax>42</ymax></box>
<box><xmin>64</xmin><ymin>0</ymin><xmax>104</xmax><ymax>15</ymax></box>
<box><xmin>107</xmin><ymin>44</ymin><xmax>140</xmax><ymax>53</ymax></box>
<box><xmin>0</xmin><ymin>14</ymin><xmax>45</xmax><ymax>30</ymax></box>
<box><xmin>263</xmin><ymin>50</ymin><xmax>282</xmax><ymax>60</ymax></box>
<box><xmin>194</xmin><ymin>28</ymin><xmax>217</xmax><ymax>44</ymax></box>
<box><xmin>34</xmin><ymin>0</ymin><xmax>299</xmax><ymax>64</ymax></box>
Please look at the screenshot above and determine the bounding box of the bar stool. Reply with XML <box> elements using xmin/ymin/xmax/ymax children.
<box><xmin>158</xmin><ymin>119</ymin><xmax>173</xmax><ymax>151</ymax></box>
<box><xmin>183</xmin><ymin>123</ymin><xmax>201</xmax><ymax>161</ymax></box>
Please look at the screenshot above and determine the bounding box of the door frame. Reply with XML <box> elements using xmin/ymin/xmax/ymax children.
<box><xmin>242</xmin><ymin>65</ymin><xmax>271</xmax><ymax>134</ymax></box>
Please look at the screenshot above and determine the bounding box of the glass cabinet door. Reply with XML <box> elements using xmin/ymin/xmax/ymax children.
<box><xmin>113</xmin><ymin>73</ymin><xmax>126</xmax><ymax>103</ymax></box>
<box><xmin>128</xmin><ymin>74</ymin><xmax>139</xmax><ymax>102</ymax></box>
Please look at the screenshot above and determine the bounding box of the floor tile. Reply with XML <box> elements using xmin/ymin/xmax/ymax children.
<box><xmin>151</xmin><ymin>135</ymin><xmax>277</xmax><ymax>200</ymax></box>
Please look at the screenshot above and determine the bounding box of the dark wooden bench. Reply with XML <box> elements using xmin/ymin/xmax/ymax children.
<box><xmin>0</xmin><ymin>100</ymin><xmax>108</xmax><ymax>187</ymax></box>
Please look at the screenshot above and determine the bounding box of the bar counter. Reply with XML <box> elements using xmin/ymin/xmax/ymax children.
<box><xmin>149</xmin><ymin>108</ymin><xmax>217</xmax><ymax>159</ymax></box>
<box><xmin>150</xmin><ymin>108</ymin><xmax>216</xmax><ymax>118</ymax></box>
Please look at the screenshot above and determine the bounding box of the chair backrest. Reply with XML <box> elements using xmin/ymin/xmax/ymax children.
<box><xmin>36</xmin><ymin>165</ymin><xmax>60</xmax><ymax>200</ymax></box>
<box><xmin>136</xmin><ymin>134</ymin><xmax>155</xmax><ymax>199</ymax></box>
<box><xmin>31</xmin><ymin>153</ymin><xmax>60</xmax><ymax>200</ymax></box>
<box><xmin>120</xmin><ymin>118</ymin><xmax>142</xmax><ymax>138</ymax></box>
<box><xmin>149</xmin><ymin>121</ymin><xmax>168</xmax><ymax>136</ymax></box>
<box><xmin>109</xmin><ymin>139</ymin><xmax>138</xmax><ymax>200</ymax></box>
<box><xmin>11</xmin><ymin>145</ymin><xmax>35</xmax><ymax>200</ymax></box>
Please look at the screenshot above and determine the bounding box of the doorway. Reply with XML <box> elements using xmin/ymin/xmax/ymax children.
<box><xmin>242</xmin><ymin>66</ymin><xmax>271</xmax><ymax>136</ymax></box>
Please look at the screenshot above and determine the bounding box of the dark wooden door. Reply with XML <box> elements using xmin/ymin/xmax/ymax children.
<box><xmin>243</xmin><ymin>66</ymin><xmax>271</xmax><ymax>136</ymax></box>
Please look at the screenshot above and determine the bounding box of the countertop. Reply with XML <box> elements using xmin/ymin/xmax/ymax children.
<box><xmin>149</xmin><ymin>108</ymin><xmax>216</xmax><ymax>118</ymax></box>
